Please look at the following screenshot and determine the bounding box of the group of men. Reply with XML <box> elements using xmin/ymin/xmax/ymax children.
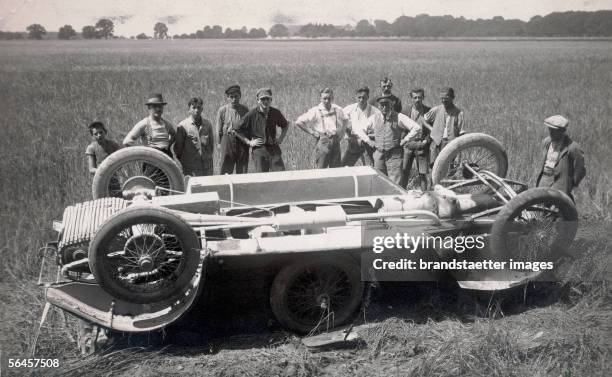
<box><xmin>85</xmin><ymin>78</ymin><xmax>585</xmax><ymax>199</ymax></box>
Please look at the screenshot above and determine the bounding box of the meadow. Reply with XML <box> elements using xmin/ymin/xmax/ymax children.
<box><xmin>0</xmin><ymin>39</ymin><xmax>610</xmax><ymax>376</ymax></box>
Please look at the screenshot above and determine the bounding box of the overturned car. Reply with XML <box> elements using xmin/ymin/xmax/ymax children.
<box><xmin>39</xmin><ymin>133</ymin><xmax>578</xmax><ymax>337</ymax></box>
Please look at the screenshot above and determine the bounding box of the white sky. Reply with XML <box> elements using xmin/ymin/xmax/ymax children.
<box><xmin>0</xmin><ymin>0</ymin><xmax>611</xmax><ymax>35</ymax></box>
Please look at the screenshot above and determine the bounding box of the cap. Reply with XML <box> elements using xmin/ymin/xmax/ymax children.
<box><xmin>320</xmin><ymin>87</ymin><xmax>333</xmax><ymax>95</ymax></box>
<box><xmin>256</xmin><ymin>87</ymin><xmax>272</xmax><ymax>99</ymax></box>
<box><xmin>225</xmin><ymin>85</ymin><xmax>241</xmax><ymax>95</ymax></box>
<box><xmin>376</xmin><ymin>94</ymin><xmax>393</xmax><ymax>104</ymax></box>
<box><xmin>145</xmin><ymin>93</ymin><xmax>167</xmax><ymax>106</ymax></box>
<box><xmin>544</xmin><ymin>115</ymin><xmax>569</xmax><ymax>130</ymax></box>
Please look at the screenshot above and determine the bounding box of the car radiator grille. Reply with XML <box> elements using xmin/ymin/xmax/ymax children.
<box><xmin>59</xmin><ymin>198</ymin><xmax>128</xmax><ymax>249</ymax></box>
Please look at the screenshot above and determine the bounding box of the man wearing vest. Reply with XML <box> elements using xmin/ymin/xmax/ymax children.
<box><xmin>401</xmin><ymin>88</ymin><xmax>432</xmax><ymax>190</ymax></box>
<box><xmin>123</xmin><ymin>93</ymin><xmax>176</xmax><ymax>156</ymax></box>
<box><xmin>216</xmin><ymin>85</ymin><xmax>250</xmax><ymax>174</ymax></box>
<box><xmin>341</xmin><ymin>86</ymin><xmax>381</xmax><ymax>167</ymax></box>
<box><xmin>534</xmin><ymin>115</ymin><xmax>586</xmax><ymax>200</ymax></box>
<box><xmin>357</xmin><ymin>95</ymin><xmax>421</xmax><ymax>184</ymax></box>
<box><xmin>425</xmin><ymin>87</ymin><xmax>465</xmax><ymax>167</ymax></box>
<box><xmin>296</xmin><ymin>88</ymin><xmax>349</xmax><ymax>168</ymax></box>
<box><xmin>234</xmin><ymin>88</ymin><xmax>290</xmax><ymax>173</ymax></box>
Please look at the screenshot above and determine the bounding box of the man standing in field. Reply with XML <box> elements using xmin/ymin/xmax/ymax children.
<box><xmin>534</xmin><ymin>115</ymin><xmax>586</xmax><ymax>200</ymax></box>
<box><xmin>341</xmin><ymin>86</ymin><xmax>381</xmax><ymax>167</ymax></box>
<box><xmin>234</xmin><ymin>88</ymin><xmax>289</xmax><ymax>172</ymax></box>
<box><xmin>123</xmin><ymin>93</ymin><xmax>176</xmax><ymax>156</ymax></box>
<box><xmin>295</xmin><ymin>88</ymin><xmax>349</xmax><ymax>168</ymax></box>
<box><xmin>401</xmin><ymin>88</ymin><xmax>431</xmax><ymax>190</ymax></box>
<box><xmin>371</xmin><ymin>77</ymin><xmax>402</xmax><ymax>113</ymax></box>
<box><xmin>174</xmin><ymin>97</ymin><xmax>214</xmax><ymax>176</ymax></box>
<box><xmin>216</xmin><ymin>85</ymin><xmax>250</xmax><ymax>174</ymax></box>
<box><xmin>356</xmin><ymin>95</ymin><xmax>421</xmax><ymax>184</ymax></box>
<box><xmin>425</xmin><ymin>87</ymin><xmax>465</xmax><ymax>166</ymax></box>
<box><xmin>85</xmin><ymin>121</ymin><xmax>121</xmax><ymax>175</ymax></box>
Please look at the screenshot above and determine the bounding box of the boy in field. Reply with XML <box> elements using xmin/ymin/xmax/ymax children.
<box><xmin>85</xmin><ymin>121</ymin><xmax>121</xmax><ymax>175</ymax></box>
<box><xmin>175</xmin><ymin>97</ymin><xmax>215</xmax><ymax>176</ymax></box>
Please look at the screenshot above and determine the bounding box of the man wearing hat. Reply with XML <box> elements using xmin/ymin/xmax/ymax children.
<box><xmin>341</xmin><ymin>86</ymin><xmax>380</xmax><ymax>167</ymax></box>
<box><xmin>356</xmin><ymin>94</ymin><xmax>421</xmax><ymax>184</ymax></box>
<box><xmin>123</xmin><ymin>93</ymin><xmax>176</xmax><ymax>156</ymax></box>
<box><xmin>234</xmin><ymin>88</ymin><xmax>289</xmax><ymax>172</ymax></box>
<box><xmin>535</xmin><ymin>115</ymin><xmax>586</xmax><ymax>199</ymax></box>
<box><xmin>424</xmin><ymin>87</ymin><xmax>465</xmax><ymax>166</ymax></box>
<box><xmin>371</xmin><ymin>77</ymin><xmax>402</xmax><ymax>113</ymax></box>
<box><xmin>216</xmin><ymin>85</ymin><xmax>250</xmax><ymax>174</ymax></box>
<box><xmin>295</xmin><ymin>88</ymin><xmax>349</xmax><ymax>168</ymax></box>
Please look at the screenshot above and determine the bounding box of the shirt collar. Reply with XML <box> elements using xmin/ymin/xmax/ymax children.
<box><xmin>383</xmin><ymin>111</ymin><xmax>397</xmax><ymax>121</ymax></box>
<box><xmin>317</xmin><ymin>103</ymin><xmax>336</xmax><ymax>114</ymax></box>
<box><xmin>190</xmin><ymin>115</ymin><xmax>202</xmax><ymax>126</ymax></box>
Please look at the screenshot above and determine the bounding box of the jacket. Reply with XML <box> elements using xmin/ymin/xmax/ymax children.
<box><xmin>535</xmin><ymin>135</ymin><xmax>586</xmax><ymax>196</ymax></box>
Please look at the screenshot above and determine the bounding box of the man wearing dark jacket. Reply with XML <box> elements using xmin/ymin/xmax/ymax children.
<box><xmin>535</xmin><ymin>115</ymin><xmax>586</xmax><ymax>200</ymax></box>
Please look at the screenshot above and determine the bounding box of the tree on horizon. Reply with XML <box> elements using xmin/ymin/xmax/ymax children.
<box><xmin>26</xmin><ymin>24</ymin><xmax>46</xmax><ymax>40</ymax></box>
<box><xmin>58</xmin><ymin>25</ymin><xmax>77</xmax><ymax>40</ymax></box>
<box><xmin>95</xmin><ymin>19</ymin><xmax>114</xmax><ymax>39</ymax></box>
<box><xmin>82</xmin><ymin>25</ymin><xmax>97</xmax><ymax>39</ymax></box>
<box><xmin>269</xmin><ymin>23</ymin><xmax>289</xmax><ymax>38</ymax></box>
<box><xmin>154</xmin><ymin>22</ymin><xmax>169</xmax><ymax>39</ymax></box>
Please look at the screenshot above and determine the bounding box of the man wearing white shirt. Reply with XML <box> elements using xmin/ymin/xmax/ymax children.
<box><xmin>341</xmin><ymin>86</ymin><xmax>381</xmax><ymax>167</ymax></box>
<box><xmin>356</xmin><ymin>95</ymin><xmax>421</xmax><ymax>184</ymax></box>
<box><xmin>295</xmin><ymin>88</ymin><xmax>349</xmax><ymax>168</ymax></box>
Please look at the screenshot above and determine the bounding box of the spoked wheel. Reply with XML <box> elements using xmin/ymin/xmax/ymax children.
<box><xmin>432</xmin><ymin>133</ymin><xmax>508</xmax><ymax>194</ymax></box>
<box><xmin>92</xmin><ymin>146</ymin><xmax>184</xmax><ymax>199</ymax></box>
<box><xmin>270</xmin><ymin>256</ymin><xmax>363</xmax><ymax>334</ymax></box>
<box><xmin>89</xmin><ymin>206</ymin><xmax>200</xmax><ymax>303</ymax></box>
<box><xmin>490</xmin><ymin>188</ymin><xmax>578</xmax><ymax>265</ymax></box>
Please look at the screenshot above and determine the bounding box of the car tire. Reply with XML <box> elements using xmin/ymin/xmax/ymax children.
<box><xmin>89</xmin><ymin>205</ymin><xmax>200</xmax><ymax>303</ymax></box>
<box><xmin>431</xmin><ymin>133</ymin><xmax>508</xmax><ymax>188</ymax></box>
<box><xmin>92</xmin><ymin>146</ymin><xmax>184</xmax><ymax>199</ymax></box>
<box><xmin>489</xmin><ymin>187</ymin><xmax>578</xmax><ymax>262</ymax></box>
<box><xmin>270</xmin><ymin>255</ymin><xmax>363</xmax><ymax>334</ymax></box>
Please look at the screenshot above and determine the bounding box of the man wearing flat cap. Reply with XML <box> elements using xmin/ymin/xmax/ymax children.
<box><xmin>295</xmin><ymin>88</ymin><xmax>349</xmax><ymax>168</ymax></box>
<box><xmin>123</xmin><ymin>93</ymin><xmax>176</xmax><ymax>156</ymax></box>
<box><xmin>355</xmin><ymin>94</ymin><xmax>421</xmax><ymax>184</ymax></box>
<box><xmin>535</xmin><ymin>115</ymin><xmax>586</xmax><ymax>199</ymax></box>
<box><xmin>424</xmin><ymin>87</ymin><xmax>465</xmax><ymax>166</ymax></box>
<box><xmin>216</xmin><ymin>85</ymin><xmax>250</xmax><ymax>174</ymax></box>
<box><xmin>234</xmin><ymin>88</ymin><xmax>290</xmax><ymax>172</ymax></box>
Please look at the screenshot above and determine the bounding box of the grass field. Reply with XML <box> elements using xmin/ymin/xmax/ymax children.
<box><xmin>0</xmin><ymin>39</ymin><xmax>610</xmax><ymax>376</ymax></box>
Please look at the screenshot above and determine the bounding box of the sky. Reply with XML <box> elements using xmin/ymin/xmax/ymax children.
<box><xmin>0</xmin><ymin>0</ymin><xmax>611</xmax><ymax>35</ymax></box>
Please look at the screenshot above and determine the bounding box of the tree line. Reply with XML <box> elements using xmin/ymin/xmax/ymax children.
<box><xmin>1</xmin><ymin>10</ymin><xmax>611</xmax><ymax>41</ymax></box>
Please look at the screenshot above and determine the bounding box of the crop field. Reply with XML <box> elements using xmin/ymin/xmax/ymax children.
<box><xmin>0</xmin><ymin>39</ymin><xmax>610</xmax><ymax>376</ymax></box>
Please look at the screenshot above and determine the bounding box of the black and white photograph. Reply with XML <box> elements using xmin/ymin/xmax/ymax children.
<box><xmin>0</xmin><ymin>0</ymin><xmax>611</xmax><ymax>375</ymax></box>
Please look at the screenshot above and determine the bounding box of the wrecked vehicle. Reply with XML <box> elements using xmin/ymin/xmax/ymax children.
<box><xmin>38</xmin><ymin>133</ymin><xmax>578</xmax><ymax>337</ymax></box>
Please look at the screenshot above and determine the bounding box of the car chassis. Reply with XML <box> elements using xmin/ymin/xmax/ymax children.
<box><xmin>37</xmin><ymin>133</ymin><xmax>578</xmax><ymax>338</ymax></box>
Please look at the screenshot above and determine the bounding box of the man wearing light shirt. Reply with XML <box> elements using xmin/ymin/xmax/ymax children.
<box><xmin>357</xmin><ymin>95</ymin><xmax>421</xmax><ymax>184</ymax></box>
<box><xmin>123</xmin><ymin>93</ymin><xmax>176</xmax><ymax>156</ymax></box>
<box><xmin>341</xmin><ymin>86</ymin><xmax>381</xmax><ymax>167</ymax></box>
<box><xmin>295</xmin><ymin>88</ymin><xmax>349</xmax><ymax>168</ymax></box>
<box><xmin>425</xmin><ymin>87</ymin><xmax>465</xmax><ymax>166</ymax></box>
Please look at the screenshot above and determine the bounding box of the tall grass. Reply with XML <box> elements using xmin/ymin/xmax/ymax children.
<box><xmin>0</xmin><ymin>39</ymin><xmax>610</xmax><ymax>374</ymax></box>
